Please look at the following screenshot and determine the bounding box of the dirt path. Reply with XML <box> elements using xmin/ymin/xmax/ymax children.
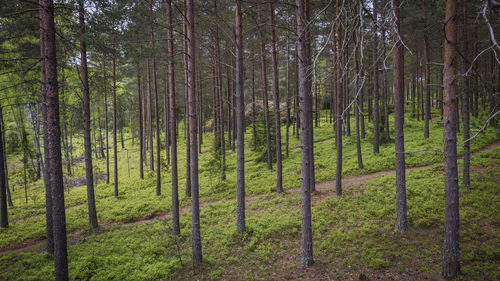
<box><xmin>2</xmin><ymin>140</ymin><xmax>498</xmax><ymax>254</ymax></box>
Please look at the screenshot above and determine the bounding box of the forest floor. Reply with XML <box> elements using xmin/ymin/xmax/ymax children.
<box><xmin>0</xmin><ymin>112</ymin><xmax>499</xmax><ymax>280</ymax></box>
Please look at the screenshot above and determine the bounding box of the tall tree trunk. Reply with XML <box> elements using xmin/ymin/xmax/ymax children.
<box><xmin>39</xmin><ymin>2</ymin><xmax>54</xmax><ymax>254</ymax></box>
<box><xmin>214</xmin><ymin>0</ymin><xmax>225</xmax><ymax>181</ymax></box>
<box><xmin>112</xmin><ymin>57</ymin><xmax>118</xmax><ymax>197</ymax></box>
<box><xmin>104</xmin><ymin>66</ymin><xmax>110</xmax><ymax>184</ymax></box>
<box><xmin>79</xmin><ymin>0</ymin><xmax>98</xmax><ymax>229</ymax></box>
<box><xmin>423</xmin><ymin>0</ymin><xmax>431</xmax><ymax>138</ymax></box>
<box><xmin>460</xmin><ymin>0</ymin><xmax>469</xmax><ymax>186</ymax></box>
<box><xmin>164</xmin><ymin>77</ymin><xmax>170</xmax><ymax>164</ymax></box>
<box><xmin>297</xmin><ymin>0</ymin><xmax>313</xmax><ymax>266</ymax></box>
<box><xmin>392</xmin><ymin>0</ymin><xmax>408</xmax><ymax>233</ymax></box>
<box><xmin>442</xmin><ymin>0</ymin><xmax>460</xmax><ymax>277</ymax></box>
<box><xmin>372</xmin><ymin>0</ymin><xmax>380</xmax><ymax>154</ymax></box>
<box><xmin>334</xmin><ymin>1</ymin><xmax>343</xmax><ymax>196</ymax></box>
<box><xmin>355</xmin><ymin>13</ymin><xmax>364</xmax><ymax>170</ymax></box>
<box><xmin>235</xmin><ymin>0</ymin><xmax>246</xmax><ymax>233</ymax></box>
<box><xmin>0</xmin><ymin>105</ymin><xmax>7</xmax><ymax>228</ymax></box>
<box><xmin>137</xmin><ymin>62</ymin><xmax>144</xmax><ymax>179</ymax></box>
<box><xmin>252</xmin><ymin>58</ymin><xmax>257</xmax><ymax>148</ymax></box>
<box><xmin>40</xmin><ymin>0</ymin><xmax>69</xmax><ymax>278</ymax></box>
<box><xmin>186</xmin><ymin>0</ymin><xmax>202</xmax><ymax>264</ymax></box>
<box><xmin>269</xmin><ymin>2</ymin><xmax>283</xmax><ymax>193</ymax></box>
<box><xmin>166</xmin><ymin>0</ymin><xmax>179</xmax><ymax>235</ymax></box>
<box><xmin>0</xmin><ymin>114</ymin><xmax>12</xmax><ymax>207</ymax></box>
<box><xmin>285</xmin><ymin>36</ymin><xmax>290</xmax><ymax>157</ymax></box>
<box><xmin>258</xmin><ymin>2</ymin><xmax>273</xmax><ymax>170</ymax></box>
<box><xmin>150</xmin><ymin>1</ymin><xmax>161</xmax><ymax>196</ymax></box>
<box><xmin>147</xmin><ymin>60</ymin><xmax>154</xmax><ymax>171</ymax></box>
<box><xmin>382</xmin><ymin>24</ymin><xmax>390</xmax><ymax>143</ymax></box>
<box><xmin>183</xmin><ymin>4</ymin><xmax>191</xmax><ymax>198</ymax></box>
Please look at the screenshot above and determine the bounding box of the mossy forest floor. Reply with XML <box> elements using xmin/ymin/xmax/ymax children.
<box><xmin>0</xmin><ymin>111</ymin><xmax>499</xmax><ymax>280</ymax></box>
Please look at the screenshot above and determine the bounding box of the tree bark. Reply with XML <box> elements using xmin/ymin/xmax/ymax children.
<box><xmin>40</xmin><ymin>0</ymin><xmax>69</xmax><ymax>278</ymax></box>
<box><xmin>183</xmin><ymin>2</ymin><xmax>191</xmax><ymax>198</ymax></box>
<box><xmin>442</xmin><ymin>0</ymin><xmax>461</xmax><ymax>277</ymax></box>
<box><xmin>392</xmin><ymin>0</ymin><xmax>408</xmax><ymax>233</ymax></box>
<box><xmin>186</xmin><ymin>0</ymin><xmax>202</xmax><ymax>264</ymax></box>
<box><xmin>79</xmin><ymin>0</ymin><xmax>98</xmax><ymax>229</ymax></box>
<box><xmin>297</xmin><ymin>0</ymin><xmax>313</xmax><ymax>267</ymax></box>
<box><xmin>269</xmin><ymin>2</ymin><xmax>283</xmax><ymax>193</ymax></box>
<box><xmin>235</xmin><ymin>0</ymin><xmax>246</xmax><ymax>233</ymax></box>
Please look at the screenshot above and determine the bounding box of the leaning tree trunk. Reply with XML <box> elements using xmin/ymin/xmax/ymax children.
<box><xmin>297</xmin><ymin>0</ymin><xmax>313</xmax><ymax>267</ymax></box>
<box><xmin>392</xmin><ymin>0</ymin><xmax>408</xmax><ymax>233</ymax></box>
<box><xmin>442</xmin><ymin>0</ymin><xmax>461</xmax><ymax>277</ymax></box>
<box><xmin>235</xmin><ymin>0</ymin><xmax>246</xmax><ymax>233</ymax></box>
<box><xmin>40</xmin><ymin>0</ymin><xmax>69</xmax><ymax>278</ymax></box>
<box><xmin>79</xmin><ymin>0</ymin><xmax>98</xmax><ymax>229</ymax></box>
<box><xmin>186</xmin><ymin>0</ymin><xmax>202</xmax><ymax>265</ymax></box>
<box><xmin>269</xmin><ymin>2</ymin><xmax>283</xmax><ymax>193</ymax></box>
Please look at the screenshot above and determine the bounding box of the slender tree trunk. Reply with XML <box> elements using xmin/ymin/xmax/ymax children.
<box><xmin>297</xmin><ymin>0</ymin><xmax>313</xmax><ymax>267</ymax></box>
<box><xmin>214</xmin><ymin>0</ymin><xmax>225</xmax><ymax>181</ymax></box>
<box><xmin>382</xmin><ymin>24</ymin><xmax>390</xmax><ymax>143</ymax></box>
<box><xmin>269</xmin><ymin>2</ymin><xmax>283</xmax><ymax>193</ymax></box>
<box><xmin>183</xmin><ymin>4</ymin><xmax>191</xmax><ymax>198</ymax></box>
<box><xmin>137</xmin><ymin>62</ymin><xmax>144</xmax><ymax>179</ymax></box>
<box><xmin>166</xmin><ymin>0</ymin><xmax>179</xmax><ymax>235</ymax></box>
<box><xmin>235</xmin><ymin>0</ymin><xmax>245</xmax><ymax>233</ymax></box>
<box><xmin>393</xmin><ymin>0</ymin><xmax>408</xmax><ymax>233</ymax></box>
<box><xmin>334</xmin><ymin>1</ymin><xmax>343</xmax><ymax>196</ymax></box>
<box><xmin>150</xmin><ymin>1</ymin><xmax>161</xmax><ymax>196</ymax></box>
<box><xmin>164</xmin><ymin>77</ymin><xmax>170</xmax><ymax>164</ymax></box>
<box><xmin>355</xmin><ymin>17</ymin><xmax>364</xmax><ymax>170</ymax></box>
<box><xmin>147</xmin><ymin>60</ymin><xmax>154</xmax><ymax>171</ymax></box>
<box><xmin>112</xmin><ymin>57</ymin><xmax>118</xmax><ymax>197</ymax></box>
<box><xmin>424</xmin><ymin>0</ymin><xmax>431</xmax><ymax>138</ymax></box>
<box><xmin>252</xmin><ymin>59</ymin><xmax>257</xmax><ymax>148</ymax></box>
<box><xmin>258</xmin><ymin>2</ymin><xmax>273</xmax><ymax>170</ymax></box>
<box><xmin>104</xmin><ymin>67</ymin><xmax>110</xmax><ymax>184</ymax></box>
<box><xmin>442</xmin><ymin>0</ymin><xmax>460</xmax><ymax>277</ymax></box>
<box><xmin>40</xmin><ymin>0</ymin><xmax>69</xmax><ymax>278</ymax></box>
<box><xmin>186</xmin><ymin>0</ymin><xmax>202</xmax><ymax>264</ymax></box>
<box><xmin>79</xmin><ymin>0</ymin><xmax>98</xmax><ymax>229</ymax></box>
<box><xmin>285</xmin><ymin>36</ymin><xmax>290</xmax><ymax>157</ymax></box>
<box><xmin>373</xmin><ymin>0</ymin><xmax>380</xmax><ymax>154</ymax></box>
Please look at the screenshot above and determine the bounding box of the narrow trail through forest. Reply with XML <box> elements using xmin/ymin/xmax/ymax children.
<box><xmin>2</xmin><ymin>140</ymin><xmax>498</xmax><ymax>254</ymax></box>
